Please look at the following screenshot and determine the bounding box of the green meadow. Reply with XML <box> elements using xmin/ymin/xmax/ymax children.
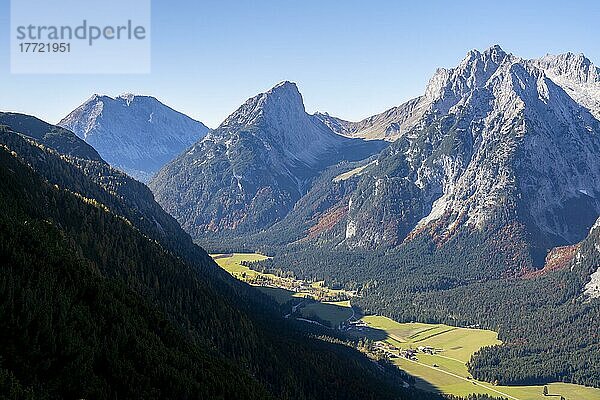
<box><xmin>362</xmin><ymin>316</ymin><xmax>600</xmax><ymax>400</ymax></box>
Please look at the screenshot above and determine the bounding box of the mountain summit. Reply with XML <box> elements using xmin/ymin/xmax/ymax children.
<box><xmin>531</xmin><ymin>52</ymin><xmax>600</xmax><ymax>119</ymax></box>
<box><xmin>59</xmin><ymin>94</ymin><xmax>209</xmax><ymax>182</ymax></box>
<box><xmin>214</xmin><ymin>81</ymin><xmax>346</xmax><ymax>166</ymax></box>
<box><xmin>149</xmin><ymin>81</ymin><xmax>387</xmax><ymax>238</ymax></box>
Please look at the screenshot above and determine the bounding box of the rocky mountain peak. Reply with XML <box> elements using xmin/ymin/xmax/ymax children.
<box><xmin>269</xmin><ymin>80</ymin><xmax>302</xmax><ymax>97</ymax></box>
<box><xmin>462</xmin><ymin>44</ymin><xmax>509</xmax><ymax>68</ymax></box>
<box><xmin>324</xmin><ymin>46</ymin><xmax>600</xmax><ymax>261</ymax></box>
<box><xmin>60</xmin><ymin>94</ymin><xmax>208</xmax><ymax>182</ymax></box>
<box><xmin>117</xmin><ymin>93</ymin><xmax>138</xmax><ymax>105</ymax></box>
<box><xmin>528</xmin><ymin>52</ymin><xmax>600</xmax><ymax>119</ymax></box>
<box><xmin>219</xmin><ymin>81</ymin><xmax>305</xmax><ymax>130</ymax></box>
<box><xmin>149</xmin><ymin>82</ymin><xmax>387</xmax><ymax>237</ymax></box>
<box><xmin>536</xmin><ymin>52</ymin><xmax>599</xmax><ymax>84</ymax></box>
<box><xmin>424</xmin><ymin>45</ymin><xmax>515</xmax><ymax>110</ymax></box>
<box><xmin>316</xmin><ymin>46</ymin><xmax>599</xmax><ymax>143</ymax></box>
<box><xmin>208</xmin><ymin>81</ymin><xmax>350</xmax><ymax>169</ymax></box>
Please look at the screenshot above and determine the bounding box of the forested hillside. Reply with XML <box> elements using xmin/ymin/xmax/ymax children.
<box><xmin>0</xmin><ymin>148</ymin><xmax>267</xmax><ymax>400</ymax></box>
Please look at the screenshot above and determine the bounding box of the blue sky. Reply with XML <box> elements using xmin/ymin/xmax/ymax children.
<box><xmin>0</xmin><ymin>0</ymin><xmax>598</xmax><ymax>127</ymax></box>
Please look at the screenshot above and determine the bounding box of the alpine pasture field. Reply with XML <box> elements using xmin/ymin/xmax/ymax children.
<box><xmin>362</xmin><ymin>316</ymin><xmax>600</xmax><ymax>400</ymax></box>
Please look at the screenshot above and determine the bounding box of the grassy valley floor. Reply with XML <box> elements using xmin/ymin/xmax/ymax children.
<box><xmin>213</xmin><ymin>253</ymin><xmax>600</xmax><ymax>400</ymax></box>
<box><xmin>360</xmin><ymin>316</ymin><xmax>600</xmax><ymax>400</ymax></box>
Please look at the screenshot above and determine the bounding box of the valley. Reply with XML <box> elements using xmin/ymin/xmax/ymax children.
<box><xmin>212</xmin><ymin>253</ymin><xmax>354</xmax><ymax>328</ymax></box>
<box><xmin>213</xmin><ymin>253</ymin><xmax>600</xmax><ymax>400</ymax></box>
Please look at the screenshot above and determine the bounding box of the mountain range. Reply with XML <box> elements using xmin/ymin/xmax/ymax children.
<box><xmin>48</xmin><ymin>45</ymin><xmax>600</xmax><ymax>292</ymax></box>
<box><xmin>316</xmin><ymin>47</ymin><xmax>600</xmax><ymax>141</ymax></box>
<box><xmin>56</xmin><ymin>45</ymin><xmax>600</xmax><ymax>289</ymax></box>
<box><xmin>147</xmin><ymin>46</ymin><xmax>600</xmax><ymax>270</ymax></box>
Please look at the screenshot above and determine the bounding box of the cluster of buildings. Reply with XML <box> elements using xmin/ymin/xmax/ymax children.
<box><xmin>239</xmin><ymin>272</ymin><xmax>352</xmax><ymax>302</ymax></box>
<box><xmin>417</xmin><ymin>345</ymin><xmax>435</xmax><ymax>355</ymax></box>
<box><xmin>340</xmin><ymin>319</ymin><xmax>368</xmax><ymax>332</ymax></box>
<box><xmin>374</xmin><ymin>342</ymin><xmax>438</xmax><ymax>362</ymax></box>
